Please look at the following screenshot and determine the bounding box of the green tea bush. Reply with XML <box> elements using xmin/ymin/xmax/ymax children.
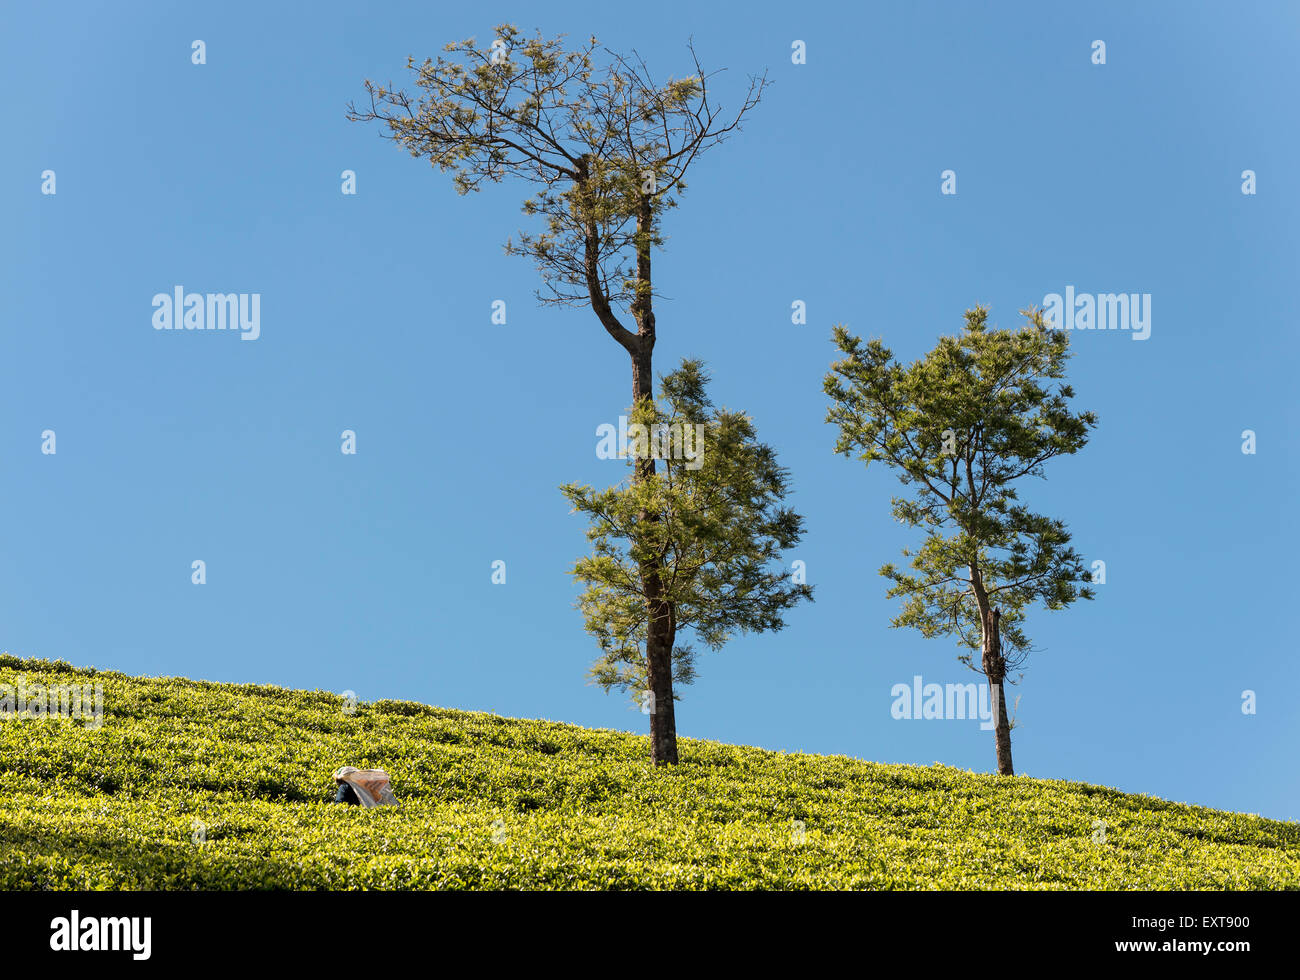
<box><xmin>1</xmin><ymin>656</ymin><xmax>1296</xmax><ymax>889</ymax></box>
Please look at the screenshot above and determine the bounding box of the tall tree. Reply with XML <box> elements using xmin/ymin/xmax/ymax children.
<box><xmin>348</xmin><ymin>25</ymin><xmax>767</xmax><ymax>764</ymax></box>
<box><xmin>562</xmin><ymin>359</ymin><xmax>812</xmax><ymax>758</ymax></box>
<box><xmin>823</xmin><ymin>307</ymin><xmax>1097</xmax><ymax>775</ymax></box>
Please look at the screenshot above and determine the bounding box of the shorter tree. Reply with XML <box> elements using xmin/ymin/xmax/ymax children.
<box><xmin>823</xmin><ymin>307</ymin><xmax>1097</xmax><ymax>775</ymax></box>
<box><xmin>561</xmin><ymin>360</ymin><xmax>812</xmax><ymax>764</ymax></box>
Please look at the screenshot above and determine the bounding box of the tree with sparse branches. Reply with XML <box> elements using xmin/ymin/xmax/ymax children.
<box><xmin>348</xmin><ymin>25</ymin><xmax>768</xmax><ymax>765</ymax></box>
<box><xmin>823</xmin><ymin>307</ymin><xmax>1097</xmax><ymax>775</ymax></box>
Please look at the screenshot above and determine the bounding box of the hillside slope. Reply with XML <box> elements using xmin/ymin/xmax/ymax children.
<box><xmin>1</xmin><ymin>655</ymin><xmax>1296</xmax><ymax>890</ymax></box>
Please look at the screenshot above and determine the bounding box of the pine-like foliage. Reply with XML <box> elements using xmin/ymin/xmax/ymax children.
<box><xmin>562</xmin><ymin>360</ymin><xmax>812</xmax><ymax>706</ymax></box>
<box><xmin>824</xmin><ymin>307</ymin><xmax>1097</xmax><ymax>772</ymax></box>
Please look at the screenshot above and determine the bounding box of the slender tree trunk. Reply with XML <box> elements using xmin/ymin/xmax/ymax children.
<box><xmin>645</xmin><ymin>605</ymin><xmax>678</xmax><ymax>765</ymax></box>
<box><xmin>578</xmin><ymin>169</ymin><xmax>676</xmax><ymax>764</ymax></box>
<box><xmin>986</xmin><ymin>608</ymin><xmax>1014</xmax><ymax>775</ymax></box>
<box><xmin>970</xmin><ymin>563</ymin><xmax>1013</xmax><ymax>775</ymax></box>
<box><xmin>636</xmin><ymin>384</ymin><xmax>677</xmax><ymax>765</ymax></box>
<box><xmin>639</xmin><ymin>444</ymin><xmax>677</xmax><ymax>765</ymax></box>
<box><xmin>629</xmin><ymin>199</ymin><xmax>677</xmax><ymax>766</ymax></box>
<box><xmin>991</xmin><ymin>676</ymin><xmax>1013</xmax><ymax>776</ymax></box>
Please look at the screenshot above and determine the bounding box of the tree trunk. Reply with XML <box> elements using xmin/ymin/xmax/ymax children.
<box><xmin>970</xmin><ymin>562</ymin><xmax>1013</xmax><ymax>775</ymax></box>
<box><xmin>986</xmin><ymin>607</ymin><xmax>1014</xmax><ymax>776</ymax></box>
<box><xmin>645</xmin><ymin>603</ymin><xmax>678</xmax><ymax>765</ymax></box>
<box><xmin>636</xmin><ymin>387</ymin><xmax>677</xmax><ymax>765</ymax></box>
<box><xmin>578</xmin><ymin>170</ymin><xmax>676</xmax><ymax>765</ymax></box>
<box><xmin>629</xmin><ymin>198</ymin><xmax>677</xmax><ymax>766</ymax></box>
<box><xmin>991</xmin><ymin>674</ymin><xmax>1013</xmax><ymax>776</ymax></box>
<box><xmin>639</xmin><ymin>481</ymin><xmax>677</xmax><ymax>765</ymax></box>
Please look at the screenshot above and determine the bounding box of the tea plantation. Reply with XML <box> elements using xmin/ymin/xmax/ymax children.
<box><xmin>1</xmin><ymin>654</ymin><xmax>1296</xmax><ymax>889</ymax></box>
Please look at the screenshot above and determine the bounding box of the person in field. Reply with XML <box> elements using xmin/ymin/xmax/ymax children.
<box><xmin>331</xmin><ymin>767</ymin><xmax>398</xmax><ymax>806</ymax></box>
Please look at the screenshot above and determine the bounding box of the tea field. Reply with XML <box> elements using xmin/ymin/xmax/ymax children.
<box><xmin>1</xmin><ymin>654</ymin><xmax>1296</xmax><ymax>889</ymax></box>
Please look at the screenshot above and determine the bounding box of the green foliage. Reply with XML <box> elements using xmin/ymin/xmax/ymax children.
<box><xmin>824</xmin><ymin>307</ymin><xmax>1097</xmax><ymax>670</ymax></box>
<box><xmin>561</xmin><ymin>360</ymin><xmax>812</xmax><ymax>702</ymax></box>
<box><xmin>0</xmin><ymin>655</ymin><xmax>1295</xmax><ymax>890</ymax></box>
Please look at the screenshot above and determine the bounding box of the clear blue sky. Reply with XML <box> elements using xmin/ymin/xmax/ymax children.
<box><xmin>3</xmin><ymin>1</ymin><xmax>1297</xmax><ymax>820</ymax></box>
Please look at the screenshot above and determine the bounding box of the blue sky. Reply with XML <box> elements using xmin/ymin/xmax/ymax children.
<box><xmin>3</xmin><ymin>1</ymin><xmax>1297</xmax><ymax>820</ymax></box>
